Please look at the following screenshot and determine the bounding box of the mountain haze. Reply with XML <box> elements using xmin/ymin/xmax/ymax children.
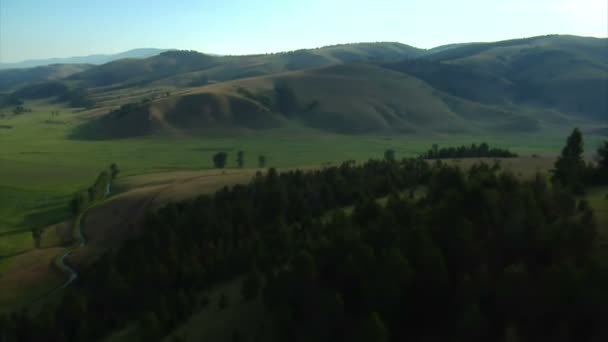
<box><xmin>0</xmin><ymin>48</ymin><xmax>169</xmax><ymax>70</ymax></box>
<box><xmin>2</xmin><ymin>35</ymin><xmax>606</xmax><ymax>140</ymax></box>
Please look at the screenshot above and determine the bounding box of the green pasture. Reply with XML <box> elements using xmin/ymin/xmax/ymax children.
<box><xmin>0</xmin><ymin>100</ymin><xmax>604</xmax><ymax>251</ymax></box>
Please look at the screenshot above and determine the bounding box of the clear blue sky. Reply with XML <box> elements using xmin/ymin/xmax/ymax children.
<box><xmin>1</xmin><ymin>0</ymin><xmax>606</xmax><ymax>62</ymax></box>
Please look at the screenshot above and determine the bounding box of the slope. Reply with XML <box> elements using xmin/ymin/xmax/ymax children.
<box><xmin>384</xmin><ymin>35</ymin><xmax>608</xmax><ymax>120</ymax></box>
<box><xmin>66</xmin><ymin>43</ymin><xmax>423</xmax><ymax>88</ymax></box>
<box><xmin>71</xmin><ymin>63</ymin><xmax>550</xmax><ymax>139</ymax></box>
<box><xmin>0</xmin><ymin>48</ymin><xmax>168</xmax><ymax>70</ymax></box>
<box><xmin>0</xmin><ymin>64</ymin><xmax>92</xmax><ymax>92</ymax></box>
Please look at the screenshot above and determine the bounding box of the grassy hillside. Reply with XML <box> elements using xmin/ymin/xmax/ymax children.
<box><xmin>66</xmin><ymin>43</ymin><xmax>423</xmax><ymax>88</ymax></box>
<box><xmin>0</xmin><ymin>64</ymin><xmax>92</xmax><ymax>92</ymax></box>
<box><xmin>384</xmin><ymin>35</ymin><xmax>608</xmax><ymax>120</ymax></box>
<box><xmin>0</xmin><ymin>48</ymin><xmax>168</xmax><ymax>70</ymax></box>
<box><xmin>72</xmin><ymin>63</ymin><xmax>601</xmax><ymax>139</ymax></box>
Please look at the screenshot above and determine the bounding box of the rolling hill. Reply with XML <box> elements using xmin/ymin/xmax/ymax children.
<box><xmin>0</xmin><ymin>48</ymin><xmax>168</xmax><ymax>70</ymax></box>
<box><xmin>0</xmin><ymin>64</ymin><xmax>92</xmax><ymax>92</ymax></box>
<box><xmin>3</xmin><ymin>35</ymin><xmax>606</xmax><ymax>140</ymax></box>
<box><xmin>383</xmin><ymin>35</ymin><xmax>608</xmax><ymax>119</ymax></box>
<box><xmin>66</xmin><ymin>42</ymin><xmax>423</xmax><ymax>87</ymax></box>
<box><xmin>71</xmin><ymin>63</ymin><xmax>578</xmax><ymax>139</ymax></box>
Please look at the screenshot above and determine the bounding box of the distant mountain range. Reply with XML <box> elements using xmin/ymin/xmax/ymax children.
<box><xmin>1</xmin><ymin>35</ymin><xmax>606</xmax><ymax>139</ymax></box>
<box><xmin>0</xmin><ymin>48</ymin><xmax>170</xmax><ymax>70</ymax></box>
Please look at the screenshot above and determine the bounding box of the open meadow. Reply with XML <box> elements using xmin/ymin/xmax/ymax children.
<box><xmin>0</xmin><ymin>99</ymin><xmax>606</xmax><ymax>322</ymax></box>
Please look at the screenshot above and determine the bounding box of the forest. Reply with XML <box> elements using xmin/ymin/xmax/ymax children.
<box><xmin>1</xmin><ymin>130</ymin><xmax>607</xmax><ymax>342</ymax></box>
<box><xmin>421</xmin><ymin>143</ymin><xmax>518</xmax><ymax>159</ymax></box>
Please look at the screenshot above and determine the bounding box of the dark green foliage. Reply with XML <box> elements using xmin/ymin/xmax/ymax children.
<box><xmin>70</xmin><ymin>190</ymin><xmax>89</xmax><ymax>216</ymax></box>
<box><xmin>241</xmin><ymin>268</ymin><xmax>261</xmax><ymax>301</ymax></box>
<box><xmin>231</xmin><ymin>330</ymin><xmax>241</xmax><ymax>342</ymax></box>
<box><xmin>3</xmin><ymin>146</ymin><xmax>607</xmax><ymax>342</ymax></box>
<box><xmin>237</xmin><ymin>151</ymin><xmax>245</xmax><ymax>169</ymax></box>
<box><xmin>110</xmin><ymin>163</ymin><xmax>119</xmax><ymax>180</ymax></box>
<box><xmin>422</xmin><ymin>142</ymin><xmax>517</xmax><ymax>159</ymax></box>
<box><xmin>12</xmin><ymin>106</ymin><xmax>30</xmax><ymax>115</ymax></box>
<box><xmin>218</xmin><ymin>294</ymin><xmax>229</xmax><ymax>311</ymax></box>
<box><xmin>69</xmin><ymin>167</ymin><xmax>113</xmax><ymax>216</ymax></box>
<box><xmin>384</xmin><ymin>149</ymin><xmax>395</xmax><ymax>162</ymax></box>
<box><xmin>360</xmin><ymin>312</ymin><xmax>389</xmax><ymax>342</ymax></box>
<box><xmin>598</xmin><ymin>141</ymin><xmax>608</xmax><ymax>169</ymax></box>
<box><xmin>31</xmin><ymin>229</ymin><xmax>41</xmax><ymax>248</ymax></box>
<box><xmin>138</xmin><ymin>312</ymin><xmax>162</xmax><ymax>342</ymax></box>
<box><xmin>13</xmin><ymin>81</ymin><xmax>69</xmax><ymax>99</ymax></box>
<box><xmin>213</xmin><ymin>152</ymin><xmax>228</xmax><ymax>169</ymax></box>
<box><xmin>0</xmin><ymin>93</ymin><xmax>23</xmax><ymax>107</ymax></box>
<box><xmin>258</xmin><ymin>155</ymin><xmax>266</xmax><ymax>168</ymax></box>
<box><xmin>552</xmin><ymin>128</ymin><xmax>585</xmax><ymax>191</ymax></box>
<box><xmin>274</xmin><ymin>81</ymin><xmax>299</xmax><ymax>115</ymax></box>
<box><xmin>597</xmin><ymin>141</ymin><xmax>608</xmax><ymax>181</ymax></box>
<box><xmin>89</xmin><ymin>171</ymin><xmax>110</xmax><ymax>202</ymax></box>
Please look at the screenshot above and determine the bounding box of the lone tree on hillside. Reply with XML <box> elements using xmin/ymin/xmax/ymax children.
<box><xmin>258</xmin><ymin>155</ymin><xmax>266</xmax><ymax>169</ymax></box>
<box><xmin>213</xmin><ymin>152</ymin><xmax>228</xmax><ymax>169</ymax></box>
<box><xmin>110</xmin><ymin>163</ymin><xmax>119</xmax><ymax>180</ymax></box>
<box><xmin>552</xmin><ymin>128</ymin><xmax>585</xmax><ymax>192</ymax></box>
<box><xmin>237</xmin><ymin>151</ymin><xmax>245</xmax><ymax>168</ymax></box>
<box><xmin>384</xmin><ymin>149</ymin><xmax>395</xmax><ymax>162</ymax></box>
<box><xmin>32</xmin><ymin>229</ymin><xmax>42</xmax><ymax>248</ymax></box>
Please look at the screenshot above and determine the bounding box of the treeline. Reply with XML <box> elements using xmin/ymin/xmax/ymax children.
<box><xmin>212</xmin><ymin>150</ymin><xmax>266</xmax><ymax>169</ymax></box>
<box><xmin>552</xmin><ymin>129</ymin><xmax>608</xmax><ymax>192</ymax></box>
<box><xmin>1</xmin><ymin>132</ymin><xmax>607</xmax><ymax>342</ymax></box>
<box><xmin>0</xmin><ymin>159</ymin><xmax>430</xmax><ymax>341</ymax></box>
<box><xmin>421</xmin><ymin>142</ymin><xmax>517</xmax><ymax>159</ymax></box>
<box><xmin>265</xmin><ymin>164</ymin><xmax>604</xmax><ymax>342</ymax></box>
<box><xmin>69</xmin><ymin>164</ymin><xmax>118</xmax><ymax>216</ymax></box>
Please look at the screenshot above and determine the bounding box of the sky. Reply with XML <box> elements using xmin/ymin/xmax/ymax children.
<box><xmin>0</xmin><ymin>0</ymin><xmax>606</xmax><ymax>63</ymax></box>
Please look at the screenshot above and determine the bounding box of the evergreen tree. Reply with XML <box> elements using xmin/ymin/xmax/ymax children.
<box><xmin>213</xmin><ymin>152</ymin><xmax>228</xmax><ymax>169</ymax></box>
<box><xmin>552</xmin><ymin>128</ymin><xmax>585</xmax><ymax>192</ymax></box>
<box><xmin>384</xmin><ymin>149</ymin><xmax>395</xmax><ymax>162</ymax></box>
<box><xmin>110</xmin><ymin>163</ymin><xmax>119</xmax><ymax>180</ymax></box>
<box><xmin>360</xmin><ymin>312</ymin><xmax>389</xmax><ymax>342</ymax></box>
<box><xmin>138</xmin><ymin>312</ymin><xmax>162</xmax><ymax>342</ymax></box>
<box><xmin>237</xmin><ymin>150</ymin><xmax>245</xmax><ymax>168</ymax></box>
<box><xmin>241</xmin><ymin>268</ymin><xmax>261</xmax><ymax>301</ymax></box>
<box><xmin>597</xmin><ymin>141</ymin><xmax>608</xmax><ymax>180</ymax></box>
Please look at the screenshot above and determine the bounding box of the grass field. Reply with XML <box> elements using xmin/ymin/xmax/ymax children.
<box><xmin>0</xmin><ymin>99</ymin><xmax>603</xmax><ymax>252</ymax></box>
<box><xmin>0</xmin><ymin>247</ymin><xmax>66</xmax><ymax>312</ymax></box>
<box><xmin>0</xmin><ymin>99</ymin><xmax>605</xmax><ymax>313</ymax></box>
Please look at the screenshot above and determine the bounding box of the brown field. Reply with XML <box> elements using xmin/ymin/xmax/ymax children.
<box><xmin>0</xmin><ymin>247</ymin><xmax>66</xmax><ymax>312</ymax></box>
<box><xmin>70</xmin><ymin>169</ymin><xmax>262</xmax><ymax>269</ymax></box>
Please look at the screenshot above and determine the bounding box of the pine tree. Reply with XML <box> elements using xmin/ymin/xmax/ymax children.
<box><xmin>360</xmin><ymin>312</ymin><xmax>389</xmax><ymax>342</ymax></box>
<box><xmin>552</xmin><ymin>128</ymin><xmax>585</xmax><ymax>192</ymax></box>
<box><xmin>237</xmin><ymin>150</ymin><xmax>245</xmax><ymax>168</ymax></box>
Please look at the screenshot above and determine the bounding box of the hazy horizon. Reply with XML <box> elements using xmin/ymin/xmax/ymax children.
<box><xmin>1</xmin><ymin>0</ymin><xmax>607</xmax><ymax>63</ymax></box>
